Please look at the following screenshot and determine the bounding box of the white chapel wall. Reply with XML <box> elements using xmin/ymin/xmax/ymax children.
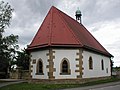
<box><xmin>31</xmin><ymin>50</ymin><xmax>49</xmax><ymax>79</ymax></box>
<box><xmin>53</xmin><ymin>49</ymin><xmax>79</xmax><ymax>79</ymax></box>
<box><xmin>82</xmin><ymin>50</ymin><xmax>111</xmax><ymax>78</ymax></box>
<box><xmin>30</xmin><ymin>49</ymin><xmax>111</xmax><ymax>80</ymax></box>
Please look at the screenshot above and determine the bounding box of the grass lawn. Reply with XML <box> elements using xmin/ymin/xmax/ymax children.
<box><xmin>0</xmin><ymin>77</ymin><xmax>120</xmax><ymax>90</ymax></box>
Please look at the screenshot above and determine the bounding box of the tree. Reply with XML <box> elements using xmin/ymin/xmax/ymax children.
<box><xmin>16</xmin><ymin>49</ymin><xmax>30</xmax><ymax>70</ymax></box>
<box><xmin>0</xmin><ymin>1</ymin><xmax>18</xmax><ymax>78</ymax></box>
<box><xmin>110</xmin><ymin>59</ymin><xmax>114</xmax><ymax>76</ymax></box>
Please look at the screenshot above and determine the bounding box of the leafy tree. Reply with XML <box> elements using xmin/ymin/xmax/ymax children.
<box><xmin>0</xmin><ymin>1</ymin><xmax>18</xmax><ymax>78</ymax></box>
<box><xmin>16</xmin><ymin>49</ymin><xmax>30</xmax><ymax>70</ymax></box>
<box><xmin>110</xmin><ymin>59</ymin><xmax>114</xmax><ymax>76</ymax></box>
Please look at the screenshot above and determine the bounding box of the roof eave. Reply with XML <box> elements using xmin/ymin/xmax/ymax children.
<box><xmin>83</xmin><ymin>45</ymin><xmax>113</xmax><ymax>57</ymax></box>
<box><xmin>27</xmin><ymin>44</ymin><xmax>82</xmax><ymax>51</ymax></box>
<box><xmin>27</xmin><ymin>44</ymin><xmax>113</xmax><ymax>57</ymax></box>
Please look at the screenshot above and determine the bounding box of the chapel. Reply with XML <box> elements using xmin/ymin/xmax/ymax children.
<box><xmin>27</xmin><ymin>6</ymin><xmax>113</xmax><ymax>80</ymax></box>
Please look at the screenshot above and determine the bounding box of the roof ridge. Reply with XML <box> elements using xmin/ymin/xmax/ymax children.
<box><xmin>81</xmin><ymin>25</ymin><xmax>109</xmax><ymax>53</ymax></box>
<box><xmin>29</xmin><ymin>8</ymin><xmax>52</xmax><ymax>47</ymax></box>
<box><xmin>48</xmin><ymin>6</ymin><xmax>53</xmax><ymax>46</ymax></box>
<box><xmin>55</xmin><ymin>8</ymin><xmax>83</xmax><ymax>46</ymax></box>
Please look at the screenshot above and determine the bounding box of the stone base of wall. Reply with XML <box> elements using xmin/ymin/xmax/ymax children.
<box><xmin>29</xmin><ymin>76</ymin><xmax>111</xmax><ymax>84</ymax></box>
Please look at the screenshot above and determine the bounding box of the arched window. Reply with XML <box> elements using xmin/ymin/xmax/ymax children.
<box><xmin>89</xmin><ymin>56</ymin><xmax>93</xmax><ymax>70</ymax></box>
<box><xmin>62</xmin><ymin>60</ymin><xmax>68</xmax><ymax>73</ymax></box>
<box><xmin>60</xmin><ymin>58</ymin><xmax>71</xmax><ymax>75</ymax></box>
<box><xmin>36</xmin><ymin>59</ymin><xmax>43</xmax><ymax>75</ymax></box>
<box><xmin>101</xmin><ymin>59</ymin><xmax>104</xmax><ymax>70</ymax></box>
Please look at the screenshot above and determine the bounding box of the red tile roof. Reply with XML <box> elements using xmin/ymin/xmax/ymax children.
<box><xmin>27</xmin><ymin>6</ymin><xmax>112</xmax><ymax>57</ymax></box>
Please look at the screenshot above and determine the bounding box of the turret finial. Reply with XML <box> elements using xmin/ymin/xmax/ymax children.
<box><xmin>75</xmin><ymin>7</ymin><xmax>82</xmax><ymax>23</ymax></box>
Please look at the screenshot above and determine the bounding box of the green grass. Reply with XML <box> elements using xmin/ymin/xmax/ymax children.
<box><xmin>0</xmin><ymin>83</ymin><xmax>81</xmax><ymax>90</ymax></box>
<box><xmin>0</xmin><ymin>77</ymin><xmax>120</xmax><ymax>90</ymax></box>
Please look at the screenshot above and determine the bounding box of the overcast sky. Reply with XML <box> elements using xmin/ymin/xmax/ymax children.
<box><xmin>3</xmin><ymin>0</ymin><xmax>120</xmax><ymax>67</ymax></box>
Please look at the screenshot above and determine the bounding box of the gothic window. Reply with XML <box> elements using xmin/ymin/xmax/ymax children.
<box><xmin>62</xmin><ymin>60</ymin><xmax>68</xmax><ymax>73</ymax></box>
<box><xmin>101</xmin><ymin>59</ymin><xmax>104</xmax><ymax>70</ymax></box>
<box><xmin>60</xmin><ymin>58</ymin><xmax>71</xmax><ymax>75</ymax></box>
<box><xmin>36</xmin><ymin>59</ymin><xmax>43</xmax><ymax>75</ymax></box>
<box><xmin>89</xmin><ymin>56</ymin><xmax>93</xmax><ymax>70</ymax></box>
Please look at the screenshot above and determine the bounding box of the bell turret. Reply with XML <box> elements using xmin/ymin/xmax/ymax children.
<box><xmin>75</xmin><ymin>8</ymin><xmax>82</xmax><ymax>23</ymax></box>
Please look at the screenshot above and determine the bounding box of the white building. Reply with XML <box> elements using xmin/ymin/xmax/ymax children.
<box><xmin>27</xmin><ymin>6</ymin><xmax>113</xmax><ymax>80</ymax></box>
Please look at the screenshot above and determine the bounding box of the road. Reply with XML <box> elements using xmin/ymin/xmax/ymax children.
<box><xmin>0</xmin><ymin>79</ymin><xmax>26</xmax><ymax>88</ymax></box>
<box><xmin>62</xmin><ymin>81</ymin><xmax>120</xmax><ymax>90</ymax></box>
<box><xmin>91</xmin><ymin>85</ymin><xmax>120</xmax><ymax>90</ymax></box>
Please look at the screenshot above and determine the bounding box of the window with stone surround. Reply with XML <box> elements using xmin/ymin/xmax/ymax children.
<box><xmin>60</xmin><ymin>58</ymin><xmax>71</xmax><ymax>75</ymax></box>
<box><xmin>89</xmin><ymin>56</ymin><xmax>93</xmax><ymax>70</ymax></box>
<box><xmin>36</xmin><ymin>59</ymin><xmax>44</xmax><ymax>75</ymax></box>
